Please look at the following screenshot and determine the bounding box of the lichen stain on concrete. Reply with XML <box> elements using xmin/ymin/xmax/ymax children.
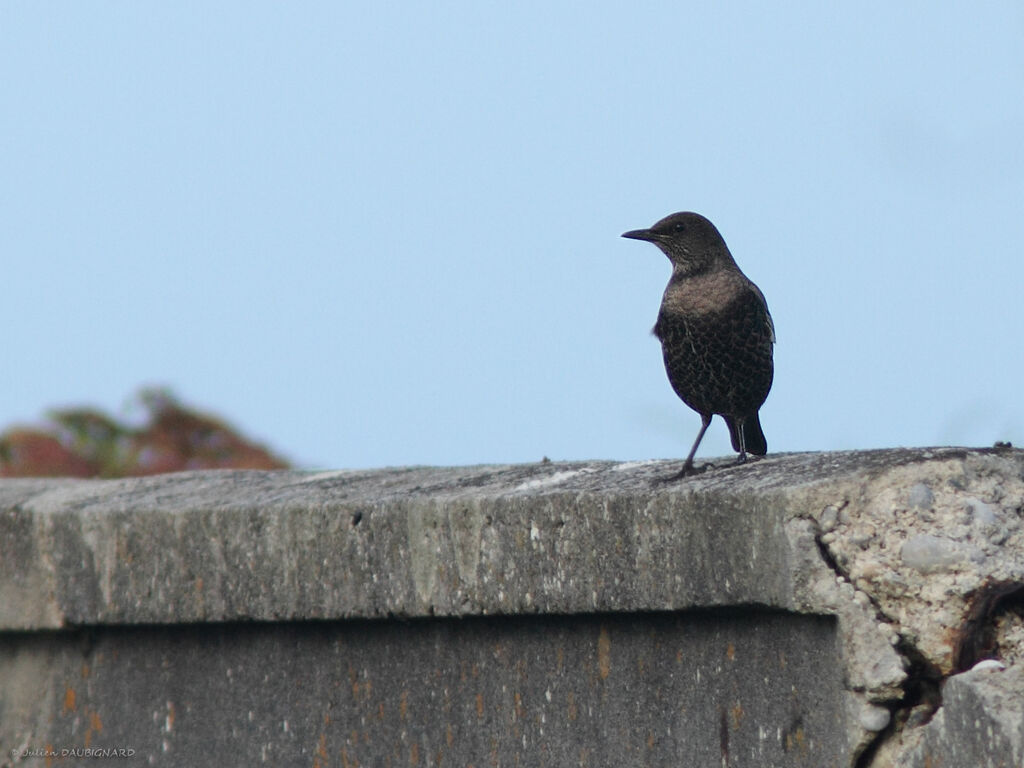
<box><xmin>80</xmin><ymin>514</ymin><xmax>118</xmax><ymax>608</ymax></box>
<box><xmin>399</xmin><ymin>690</ymin><xmax>409</xmax><ymax>720</ymax></box>
<box><xmin>447</xmin><ymin>503</ymin><xmax>484</xmax><ymax>588</ymax></box>
<box><xmin>597</xmin><ymin>625</ymin><xmax>611</xmax><ymax>680</ymax></box>
<box><xmin>406</xmin><ymin>505</ymin><xmax>442</xmax><ymax>605</ymax></box>
<box><xmin>475</xmin><ymin>692</ymin><xmax>484</xmax><ymax>719</ymax></box>
<box><xmin>514</xmin><ymin>527</ymin><xmax>527</xmax><ymax>550</ymax></box>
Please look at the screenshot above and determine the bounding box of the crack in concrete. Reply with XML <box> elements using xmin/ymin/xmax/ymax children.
<box><xmin>952</xmin><ymin>580</ymin><xmax>1024</xmax><ymax>671</ymax></box>
<box><xmin>811</xmin><ymin>525</ymin><xmax>941</xmax><ymax>768</ymax></box>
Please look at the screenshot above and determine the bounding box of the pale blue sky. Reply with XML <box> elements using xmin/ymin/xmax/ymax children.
<box><xmin>3</xmin><ymin>3</ymin><xmax>1023</xmax><ymax>469</ymax></box>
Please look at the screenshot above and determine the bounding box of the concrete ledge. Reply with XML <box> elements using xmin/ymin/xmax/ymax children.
<box><xmin>1</xmin><ymin>447</ymin><xmax>1023</xmax><ymax>767</ymax></box>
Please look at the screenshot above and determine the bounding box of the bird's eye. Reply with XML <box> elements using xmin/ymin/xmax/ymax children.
<box><xmin>673</xmin><ymin>223</ymin><xmax>686</xmax><ymax>232</ymax></box>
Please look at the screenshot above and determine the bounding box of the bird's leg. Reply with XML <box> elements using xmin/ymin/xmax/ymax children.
<box><xmin>734</xmin><ymin>415</ymin><xmax>748</xmax><ymax>465</ymax></box>
<box><xmin>660</xmin><ymin>414</ymin><xmax>712</xmax><ymax>481</ymax></box>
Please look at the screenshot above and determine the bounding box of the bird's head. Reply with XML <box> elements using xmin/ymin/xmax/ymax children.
<box><xmin>622</xmin><ymin>211</ymin><xmax>734</xmax><ymax>275</ymax></box>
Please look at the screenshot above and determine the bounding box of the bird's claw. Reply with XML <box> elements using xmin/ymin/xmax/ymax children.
<box><xmin>656</xmin><ymin>462</ymin><xmax>710</xmax><ymax>483</ymax></box>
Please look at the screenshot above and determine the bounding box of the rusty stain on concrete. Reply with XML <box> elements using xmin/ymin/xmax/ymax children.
<box><xmin>597</xmin><ymin>625</ymin><xmax>611</xmax><ymax>680</ymax></box>
<box><xmin>62</xmin><ymin>684</ymin><xmax>75</xmax><ymax>713</ymax></box>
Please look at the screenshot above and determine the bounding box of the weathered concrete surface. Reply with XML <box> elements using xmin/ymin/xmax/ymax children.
<box><xmin>1</xmin><ymin>447</ymin><xmax>1022</xmax><ymax>767</ymax></box>
<box><xmin>906</xmin><ymin>664</ymin><xmax>1024</xmax><ymax>768</ymax></box>
<box><xmin>813</xmin><ymin>453</ymin><xmax>1024</xmax><ymax>675</ymax></box>
<box><xmin>0</xmin><ymin>611</ymin><xmax>845</xmax><ymax>767</ymax></box>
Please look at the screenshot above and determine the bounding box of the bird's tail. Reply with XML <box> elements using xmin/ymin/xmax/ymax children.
<box><xmin>727</xmin><ymin>414</ymin><xmax>767</xmax><ymax>456</ymax></box>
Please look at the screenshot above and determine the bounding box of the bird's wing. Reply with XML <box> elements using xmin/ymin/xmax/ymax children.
<box><xmin>748</xmin><ymin>282</ymin><xmax>775</xmax><ymax>344</ymax></box>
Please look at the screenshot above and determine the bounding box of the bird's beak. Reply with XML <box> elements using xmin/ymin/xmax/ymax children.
<box><xmin>621</xmin><ymin>228</ymin><xmax>658</xmax><ymax>242</ymax></box>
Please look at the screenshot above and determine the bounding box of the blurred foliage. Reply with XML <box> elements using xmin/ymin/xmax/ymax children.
<box><xmin>0</xmin><ymin>389</ymin><xmax>289</xmax><ymax>478</ymax></box>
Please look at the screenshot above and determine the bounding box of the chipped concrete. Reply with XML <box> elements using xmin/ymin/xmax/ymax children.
<box><xmin>900</xmin><ymin>664</ymin><xmax>1024</xmax><ymax>768</ymax></box>
<box><xmin>0</xmin><ymin>447</ymin><xmax>1022</xmax><ymax>767</ymax></box>
<box><xmin>794</xmin><ymin>451</ymin><xmax>1024</xmax><ymax>677</ymax></box>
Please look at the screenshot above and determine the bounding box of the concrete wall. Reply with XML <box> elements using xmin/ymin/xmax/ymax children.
<box><xmin>1</xmin><ymin>447</ymin><xmax>1022</xmax><ymax>767</ymax></box>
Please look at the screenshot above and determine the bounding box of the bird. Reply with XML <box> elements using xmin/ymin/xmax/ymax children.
<box><xmin>622</xmin><ymin>212</ymin><xmax>774</xmax><ymax>478</ymax></box>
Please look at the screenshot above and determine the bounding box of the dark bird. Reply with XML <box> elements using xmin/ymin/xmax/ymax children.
<box><xmin>622</xmin><ymin>212</ymin><xmax>774</xmax><ymax>478</ymax></box>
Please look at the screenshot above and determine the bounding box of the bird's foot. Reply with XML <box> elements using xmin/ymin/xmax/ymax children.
<box><xmin>730</xmin><ymin>452</ymin><xmax>767</xmax><ymax>468</ymax></box>
<box><xmin>656</xmin><ymin>461</ymin><xmax>709</xmax><ymax>483</ymax></box>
